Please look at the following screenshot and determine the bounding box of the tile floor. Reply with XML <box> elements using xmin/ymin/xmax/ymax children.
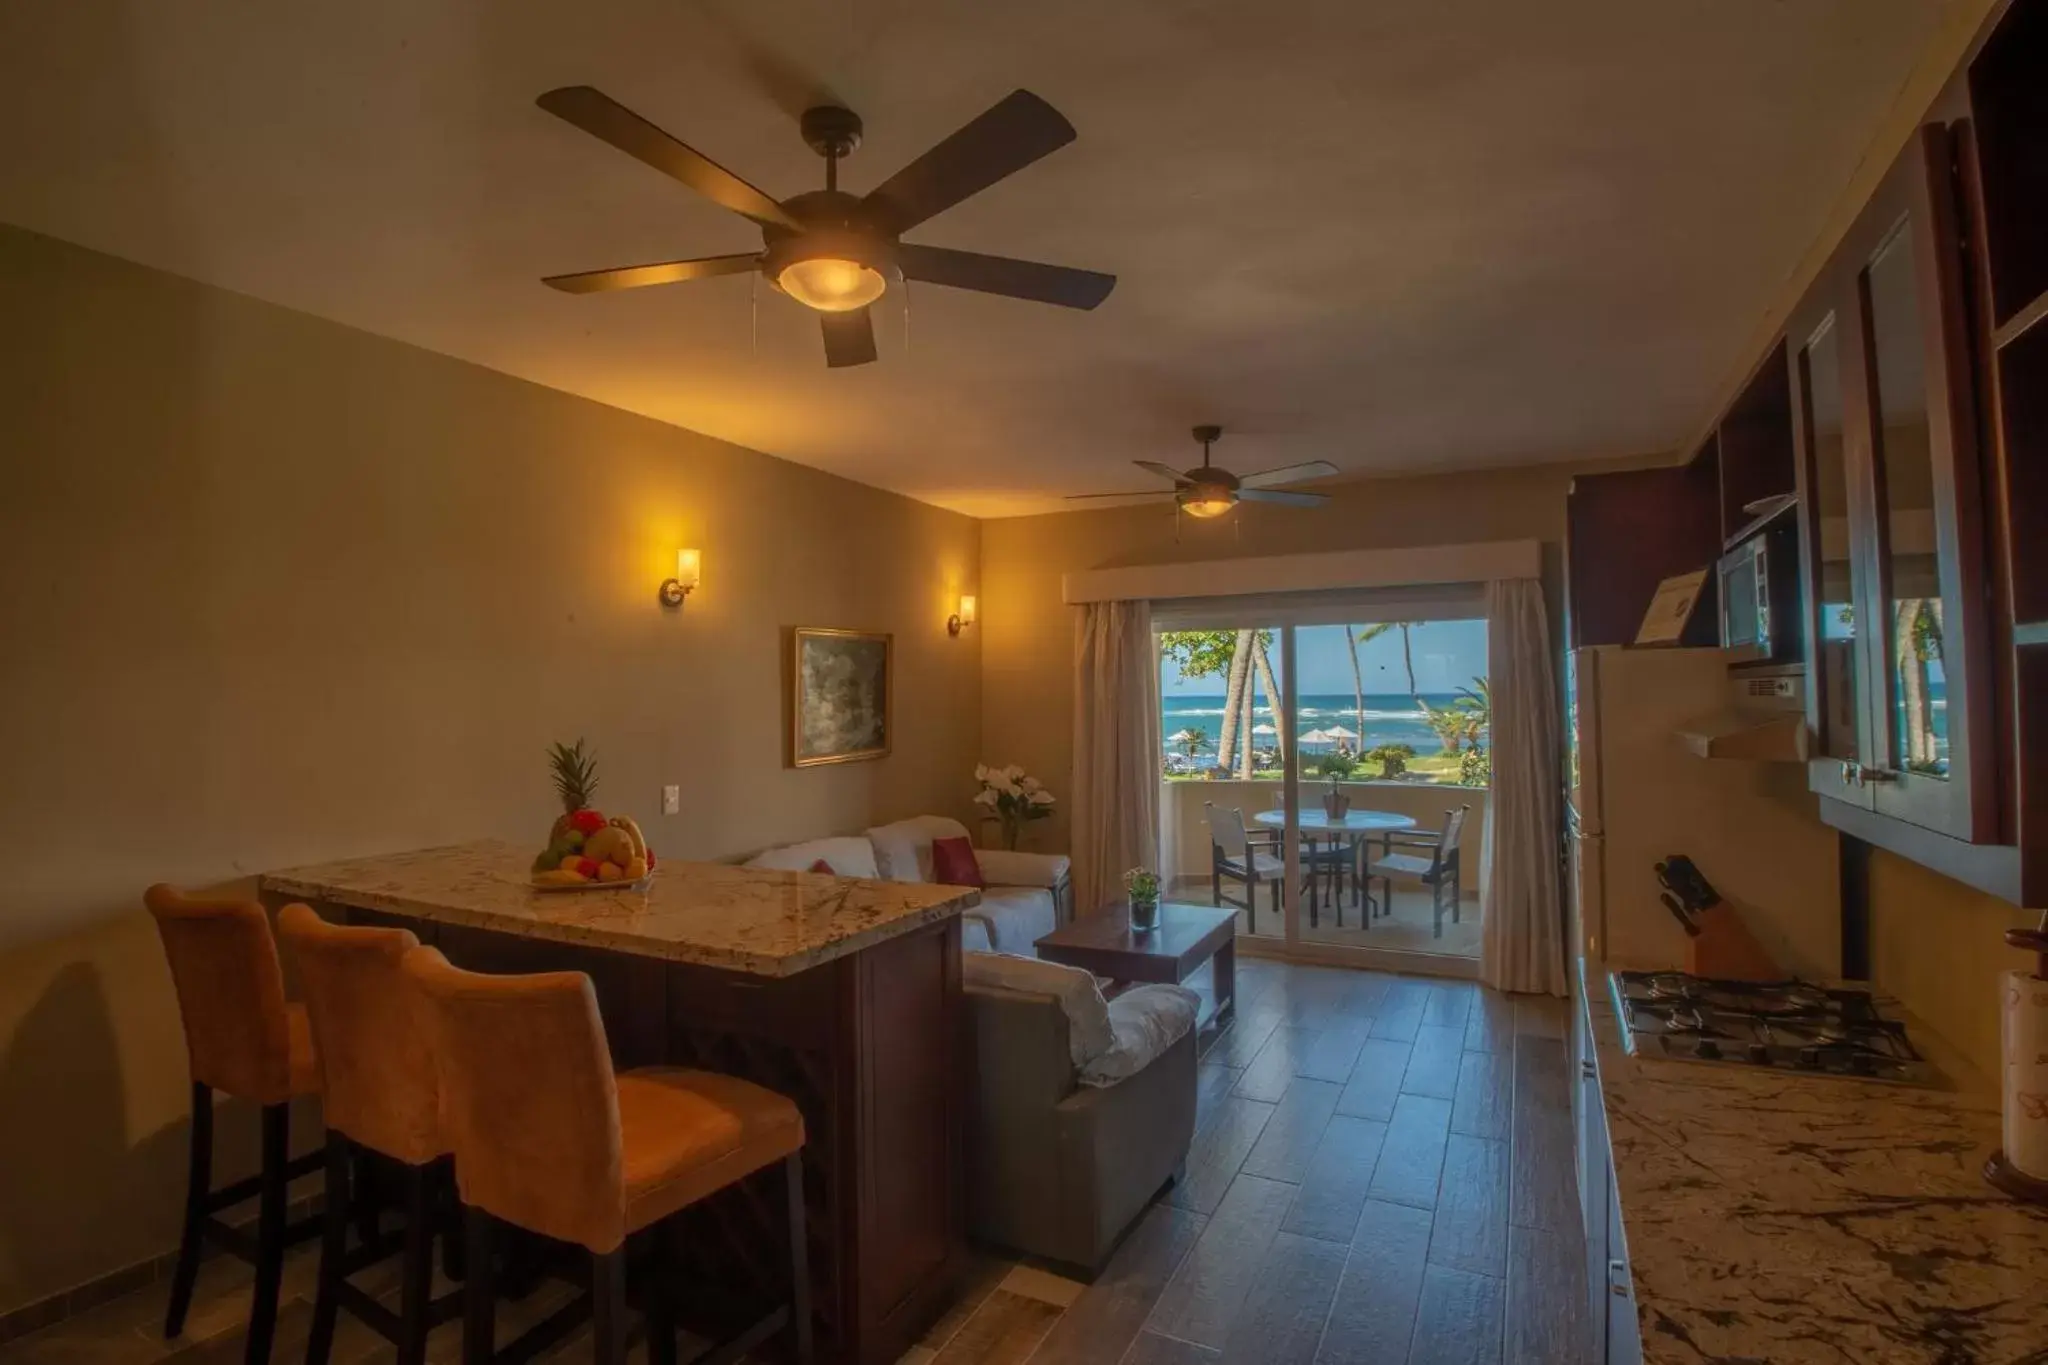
<box><xmin>0</xmin><ymin>960</ymin><xmax>1586</xmax><ymax>1365</ymax></box>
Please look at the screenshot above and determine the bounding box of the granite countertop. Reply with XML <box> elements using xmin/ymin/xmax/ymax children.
<box><xmin>1582</xmin><ymin>962</ymin><xmax>2048</xmax><ymax>1364</ymax></box>
<box><xmin>262</xmin><ymin>839</ymin><xmax>979</xmax><ymax>978</ymax></box>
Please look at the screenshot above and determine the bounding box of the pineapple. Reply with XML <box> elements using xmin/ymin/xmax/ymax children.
<box><xmin>546</xmin><ymin>739</ymin><xmax>601</xmax><ymax>840</ymax></box>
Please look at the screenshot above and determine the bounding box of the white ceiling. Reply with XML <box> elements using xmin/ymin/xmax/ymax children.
<box><xmin>0</xmin><ymin>0</ymin><xmax>1943</xmax><ymax>516</ymax></box>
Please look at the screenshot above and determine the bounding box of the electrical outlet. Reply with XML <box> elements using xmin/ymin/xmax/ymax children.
<box><xmin>662</xmin><ymin>785</ymin><xmax>681</xmax><ymax>816</ymax></box>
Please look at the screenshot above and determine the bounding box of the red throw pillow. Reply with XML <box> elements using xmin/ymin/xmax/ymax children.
<box><xmin>930</xmin><ymin>836</ymin><xmax>985</xmax><ymax>888</ymax></box>
<box><xmin>808</xmin><ymin>858</ymin><xmax>836</xmax><ymax>875</ymax></box>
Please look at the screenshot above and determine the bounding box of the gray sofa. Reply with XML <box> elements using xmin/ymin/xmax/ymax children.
<box><xmin>963</xmin><ymin>965</ymin><xmax>1199</xmax><ymax>1276</ymax></box>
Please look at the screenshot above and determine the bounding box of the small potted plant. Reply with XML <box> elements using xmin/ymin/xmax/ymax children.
<box><xmin>1124</xmin><ymin>866</ymin><xmax>1162</xmax><ymax>931</ymax></box>
<box><xmin>1315</xmin><ymin>751</ymin><xmax>1357</xmax><ymax>819</ymax></box>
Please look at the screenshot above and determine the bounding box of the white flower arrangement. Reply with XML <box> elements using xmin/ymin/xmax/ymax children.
<box><xmin>974</xmin><ymin>763</ymin><xmax>1056</xmax><ymax>848</ymax></box>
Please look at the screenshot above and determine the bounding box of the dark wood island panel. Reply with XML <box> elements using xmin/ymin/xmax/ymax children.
<box><xmin>331</xmin><ymin>905</ymin><xmax>965</xmax><ymax>1365</ymax></box>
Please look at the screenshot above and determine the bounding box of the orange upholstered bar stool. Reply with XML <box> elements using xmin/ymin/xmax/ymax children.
<box><xmin>401</xmin><ymin>947</ymin><xmax>813</xmax><ymax>1365</ymax></box>
<box><xmin>144</xmin><ymin>885</ymin><xmax>325</xmax><ymax>1365</ymax></box>
<box><xmin>276</xmin><ymin>906</ymin><xmax>463</xmax><ymax>1365</ymax></box>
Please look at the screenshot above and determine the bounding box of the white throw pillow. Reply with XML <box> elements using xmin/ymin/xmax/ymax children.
<box><xmin>1078</xmin><ymin>984</ymin><xmax>1201</xmax><ymax>1089</ymax></box>
<box><xmin>962</xmin><ymin>951</ymin><xmax>1114</xmax><ymax>1068</ymax></box>
<box><xmin>742</xmin><ymin>837</ymin><xmax>880</xmax><ymax>879</ymax></box>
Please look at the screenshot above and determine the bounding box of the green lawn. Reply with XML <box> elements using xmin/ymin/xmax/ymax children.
<box><xmin>1164</xmin><ymin>750</ymin><xmax>1480</xmax><ymax>787</ymax></box>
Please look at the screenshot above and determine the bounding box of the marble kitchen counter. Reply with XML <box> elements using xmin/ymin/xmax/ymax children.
<box><xmin>1585</xmin><ymin>966</ymin><xmax>2048</xmax><ymax>1364</ymax></box>
<box><xmin>262</xmin><ymin>838</ymin><xmax>979</xmax><ymax>977</ymax></box>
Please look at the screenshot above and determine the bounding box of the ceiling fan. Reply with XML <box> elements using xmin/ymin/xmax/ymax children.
<box><xmin>535</xmin><ymin>85</ymin><xmax>1115</xmax><ymax>367</ymax></box>
<box><xmin>1067</xmin><ymin>426</ymin><xmax>1339</xmax><ymax>518</ymax></box>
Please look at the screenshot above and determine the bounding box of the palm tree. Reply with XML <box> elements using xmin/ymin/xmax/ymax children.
<box><xmin>1250</xmin><ymin>634</ymin><xmax>1288</xmax><ymax>773</ymax></box>
<box><xmin>1174</xmin><ymin>726</ymin><xmax>1208</xmax><ymax>760</ymax></box>
<box><xmin>1345</xmin><ymin>622</ymin><xmax>1420</xmax><ymax>741</ymax></box>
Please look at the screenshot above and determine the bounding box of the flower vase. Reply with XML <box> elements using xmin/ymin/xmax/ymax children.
<box><xmin>1129</xmin><ymin>897</ymin><xmax>1160</xmax><ymax>932</ymax></box>
<box><xmin>1323</xmin><ymin>787</ymin><xmax>1351</xmax><ymax>820</ymax></box>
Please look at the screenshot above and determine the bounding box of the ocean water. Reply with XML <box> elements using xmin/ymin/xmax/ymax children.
<box><xmin>1162</xmin><ymin>692</ymin><xmax>1480</xmax><ymax>761</ymax></box>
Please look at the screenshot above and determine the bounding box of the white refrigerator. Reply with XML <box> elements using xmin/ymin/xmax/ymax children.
<box><xmin>1567</xmin><ymin>646</ymin><xmax>1841</xmax><ymax>977</ymax></box>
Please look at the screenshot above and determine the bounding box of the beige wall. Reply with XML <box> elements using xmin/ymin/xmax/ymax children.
<box><xmin>1868</xmin><ymin>851</ymin><xmax>2038</xmax><ymax>1083</ymax></box>
<box><xmin>0</xmin><ymin>225</ymin><xmax>981</xmax><ymax>1313</ymax></box>
<box><xmin>979</xmin><ymin>462</ymin><xmax>1605</xmax><ymax>856</ymax></box>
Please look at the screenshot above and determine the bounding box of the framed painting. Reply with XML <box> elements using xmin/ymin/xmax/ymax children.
<box><xmin>791</xmin><ymin>627</ymin><xmax>893</xmax><ymax>767</ymax></box>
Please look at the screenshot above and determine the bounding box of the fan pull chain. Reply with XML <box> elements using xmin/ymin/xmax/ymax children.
<box><xmin>750</xmin><ymin>271</ymin><xmax>759</xmax><ymax>359</ymax></box>
<box><xmin>902</xmin><ymin>278</ymin><xmax>911</xmax><ymax>355</ymax></box>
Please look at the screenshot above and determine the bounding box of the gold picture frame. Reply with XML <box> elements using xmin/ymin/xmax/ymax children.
<box><xmin>790</xmin><ymin>627</ymin><xmax>894</xmax><ymax>767</ymax></box>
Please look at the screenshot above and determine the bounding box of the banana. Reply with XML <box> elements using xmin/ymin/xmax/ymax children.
<box><xmin>609</xmin><ymin>815</ymin><xmax>648</xmax><ymax>864</ymax></box>
<box><xmin>533</xmin><ymin>868</ymin><xmax>587</xmax><ymax>887</ymax></box>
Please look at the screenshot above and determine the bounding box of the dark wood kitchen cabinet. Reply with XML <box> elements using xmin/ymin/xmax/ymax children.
<box><xmin>1783</xmin><ymin>0</ymin><xmax>2048</xmax><ymax>903</ymax></box>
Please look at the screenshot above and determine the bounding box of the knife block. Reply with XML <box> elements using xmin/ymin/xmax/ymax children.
<box><xmin>1684</xmin><ymin>902</ymin><xmax>1781</xmax><ymax>980</ymax></box>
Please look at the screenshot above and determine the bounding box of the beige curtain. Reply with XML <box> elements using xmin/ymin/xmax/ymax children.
<box><xmin>1479</xmin><ymin>578</ymin><xmax>1567</xmax><ymax>996</ymax></box>
<box><xmin>1071</xmin><ymin>600</ymin><xmax>1161</xmax><ymax>912</ymax></box>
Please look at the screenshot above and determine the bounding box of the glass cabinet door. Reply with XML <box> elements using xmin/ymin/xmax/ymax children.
<box><xmin>1793</xmin><ymin>309</ymin><xmax>1872</xmax><ymax>808</ymax></box>
<box><xmin>1844</xmin><ymin>127</ymin><xmax>1994</xmax><ymax>841</ymax></box>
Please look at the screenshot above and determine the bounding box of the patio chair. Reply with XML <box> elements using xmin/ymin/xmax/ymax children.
<box><xmin>1206</xmin><ymin>803</ymin><xmax>1282</xmax><ymax>932</ymax></box>
<box><xmin>1366</xmin><ymin>805</ymin><xmax>1469</xmax><ymax>938</ymax></box>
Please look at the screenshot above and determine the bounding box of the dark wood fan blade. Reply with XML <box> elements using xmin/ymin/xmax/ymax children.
<box><xmin>1066</xmin><ymin>490</ymin><xmax>1176</xmax><ymax>501</ymax></box>
<box><xmin>821</xmin><ymin>306</ymin><xmax>878</xmax><ymax>368</ymax></box>
<box><xmin>1239</xmin><ymin>460</ymin><xmax>1340</xmax><ymax>489</ymax></box>
<box><xmin>862</xmin><ymin>90</ymin><xmax>1075</xmax><ymax>234</ymax></box>
<box><xmin>542</xmin><ymin>254</ymin><xmax>760</xmax><ymax>294</ymax></box>
<box><xmin>1238</xmin><ymin>489</ymin><xmax>1329</xmax><ymax>507</ymax></box>
<box><xmin>897</xmin><ymin>244</ymin><xmax>1114</xmax><ymax>310</ymax></box>
<box><xmin>1133</xmin><ymin>460</ymin><xmax>1192</xmax><ymax>484</ymax></box>
<box><xmin>537</xmin><ymin>86</ymin><xmax>799</xmax><ymax>230</ymax></box>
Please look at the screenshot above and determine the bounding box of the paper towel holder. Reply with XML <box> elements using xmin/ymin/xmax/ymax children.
<box><xmin>1985</xmin><ymin>926</ymin><xmax>2048</xmax><ymax>1205</ymax></box>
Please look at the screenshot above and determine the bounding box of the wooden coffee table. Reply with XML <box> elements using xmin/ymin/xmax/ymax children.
<box><xmin>1034</xmin><ymin>902</ymin><xmax>1236</xmax><ymax>1031</ymax></box>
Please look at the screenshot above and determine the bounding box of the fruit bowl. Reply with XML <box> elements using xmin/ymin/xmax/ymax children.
<box><xmin>529</xmin><ymin>740</ymin><xmax>657</xmax><ymax>891</ymax></box>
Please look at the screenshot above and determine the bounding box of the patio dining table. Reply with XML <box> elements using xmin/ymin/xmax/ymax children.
<box><xmin>1254</xmin><ymin>807</ymin><xmax>1418</xmax><ymax>919</ymax></box>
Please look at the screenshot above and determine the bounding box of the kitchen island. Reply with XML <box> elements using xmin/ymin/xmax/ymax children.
<box><xmin>262</xmin><ymin>839</ymin><xmax>981</xmax><ymax>1365</ymax></box>
<box><xmin>1576</xmin><ymin>961</ymin><xmax>2048</xmax><ymax>1364</ymax></box>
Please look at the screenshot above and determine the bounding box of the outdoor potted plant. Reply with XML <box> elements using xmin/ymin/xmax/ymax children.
<box><xmin>1124</xmin><ymin>866</ymin><xmax>1162</xmax><ymax>931</ymax></box>
<box><xmin>1315</xmin><ymin>751</ymin><xmax>1357</xmax><ymax>819</ymax></box>
<box><xmin>1364</xmin><ymin>742</ymin><xmax>1414</xmax><ymax>781</ymax></box>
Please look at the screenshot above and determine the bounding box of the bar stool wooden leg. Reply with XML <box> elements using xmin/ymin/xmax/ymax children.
<box><xmin>165</xmin><ymin>1082</ymin><xmax>213</xmax><ymax>1338</ymax></box>
<box><xmin>589</xmin><ymin>1250</ymin><xmax>627</xmax><ymax>1365</ymax></box>
<box><xmin>646</xmin><ymin>1222</ymin><xmax>678</xmax><ymax>1365</ymax></box>
<box><xmin>396</xmin><ymin>1164</ymin><xmax>437</xmax><ymax>1365</ymax></box>
<box><xmin>785</xmin><ymin>1153</ymin><xmax>813</xmax><ymax>1365</ymax></box>
<box><xmin>243</xmin><ymin>1103</ymin><xmax>291</xmax><ymax>1365</ymax></box>
<box><xmin>462</xmin><ymin>1209</ymin><xmax>496</xmax><ymax>1365</ymax></box>
<box><xmin>305</xmin><ymin>1133</ymin><xmax>351</xmax><ymax>1365</ymax></box>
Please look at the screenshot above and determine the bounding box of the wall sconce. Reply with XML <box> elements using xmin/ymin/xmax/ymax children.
<box><xmin>660</xmin><ymin>549</ymin><xmax>701</xmax><ymax>609</ymax></box>
<box><xmin>948</xmin><ymin>594</ymin><xmax>977</xmax><ymax>637</ymax></box>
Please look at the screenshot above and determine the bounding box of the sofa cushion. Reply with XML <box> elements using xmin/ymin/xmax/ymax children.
<box><xmin>931</xmin><ymin>836</ymin><xmax>985</xmax><ymax>888</ymax></box>
<box><xmin>1078</xmin><ymin>984</ymin><xmax>1201</xmax><ymax>1089</ymax></box>
<box><xmin>864</xmin><ymin>816</ymin><xmax>970</xmax><ymax>883</ymax></box>
<box><xmin>966</xmin><ymin>886</ymin><xmax>1057</xmax><ymax>956</ymax></box>
<box><xmin>961</xmin><ymin>952</ymin><xmax>1114</xmax><ymax>1069</ymax></box>
<box><xmin>743</xmin><ymin>836</ymin><xmax>880</xmax><ymax>879</ymax></box>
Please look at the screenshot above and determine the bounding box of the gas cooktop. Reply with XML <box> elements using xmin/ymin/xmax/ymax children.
<box><xmin>1608</xmin><ymin>970</ymin><xmax>1938</xmax><ymax>1086</ymax></box>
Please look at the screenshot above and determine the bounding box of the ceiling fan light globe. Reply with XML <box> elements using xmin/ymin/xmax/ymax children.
<box><xmin>777</xmin><ymin>257</ymin><xmax>887</xmax><ymax>312</ymax></box>
<box><xmin>1179</xmin><ymin>489</ymin><xmax>1236</xmax><ymax>518</ymax></box>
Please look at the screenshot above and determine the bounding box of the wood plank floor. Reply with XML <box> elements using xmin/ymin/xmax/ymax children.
<box><xmin>952</xmin><ymin>959</ymin><xmax>1590</xmax><ymax>1365</ymax></box>
<box><xmin>0</xmin><ymin>963</ymin><xmax>1586</xmax><ymax>1365</ymax></box>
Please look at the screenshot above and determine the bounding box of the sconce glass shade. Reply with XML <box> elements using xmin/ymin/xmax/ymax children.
<box><xmin>661</xmin><ymin>548</ymin><xmax>701</xmax><ymax>608</ymax></box>
<box><xmin>777</xmin><ymin>258</ymin><xmax>887</xmax><ymax>312</ymax></box>
<box><xmin>958</xmin><ymin>595</ymin><xmax>976</xmax><ymax>627</ymax></box>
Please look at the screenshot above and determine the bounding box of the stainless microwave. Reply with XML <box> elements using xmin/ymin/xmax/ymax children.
<box><xmin>1717</xmin><ymin>510</ymin><xmax>1803</xmax><ymax>666</ymax></box>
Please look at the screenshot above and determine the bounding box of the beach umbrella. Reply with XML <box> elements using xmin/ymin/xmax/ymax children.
<box><xmin>1323</xmin><ymin>724</ymin><xmax>1360</xmax><ymax>740</ymax></box>
<box><xmin>1298</xmin><ymin>728</ymin><xmax>1335</xmax><ymax>745</ymax></box>
<box><xmin>1252</xmin><ymin>724</ymin><xmax>1277</xmax><ymax>735</ymax></box>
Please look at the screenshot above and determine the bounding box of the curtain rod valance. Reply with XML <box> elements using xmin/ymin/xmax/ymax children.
<box><xmin>1061</xmin><ymin>539</ymin><xmax>1542</xmax><ymax>605</ymax></box>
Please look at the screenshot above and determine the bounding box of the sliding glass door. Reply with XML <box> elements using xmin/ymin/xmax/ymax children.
<box><xmin>1156</xmin><ymin>594</ymin><xmax>1489</xmax><ymax>966</ymax></box>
